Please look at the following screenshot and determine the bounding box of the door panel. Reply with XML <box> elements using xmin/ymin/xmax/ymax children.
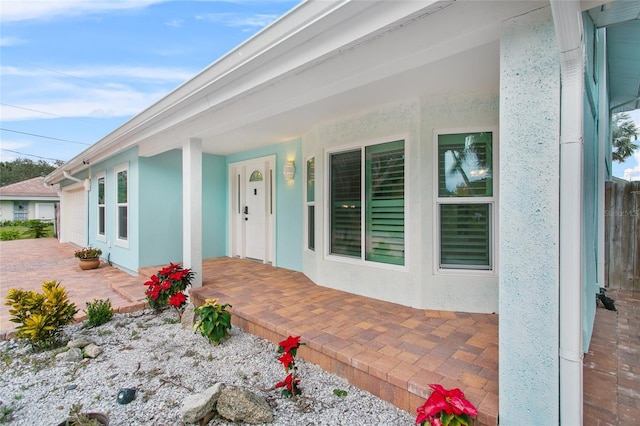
<box><xmin>245</xmin><ymin>168</ymin><xmax>266</xmax><ymax>260</ymax></box>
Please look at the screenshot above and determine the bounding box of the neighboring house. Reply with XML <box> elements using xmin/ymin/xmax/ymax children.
<box><xmin>0</xmin><ymin>177</ymin><xmax>59</xmax><ymax>222</ymax></box>
<box><xmin>45</xmin><ymin>1</ymin><xmax>640</xmax><ymax>424</ymax></box>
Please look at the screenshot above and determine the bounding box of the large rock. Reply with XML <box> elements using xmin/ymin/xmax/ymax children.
<box><xmin>181</xmin><ymin>303</ymin><xmax>198</xmax><ymax>330</ymax></box>
<box><xmin>84</xmin><ymin>343</ymin><xmax>103</xmax><ymax>358</ymax></box>
<box><xmin>56</xmin><ymin>347</ymin><xmax>83</xmax><ymax>362</ymax></box>
<box><xmin>181</xmin><ymin>383</ymin><xmax>225</xmax><ymax>424</ymax></box>
<box><xmin>216</xmin><ymin>386</ymin><xmax>274</xmax><ymax>424</ymax></box>
<box><xmin>67</xmin><ymin>337</ymin><xmax>93</xmax><ymax>349</ymax></box>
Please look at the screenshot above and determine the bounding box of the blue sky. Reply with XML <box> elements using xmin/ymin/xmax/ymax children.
<box><xmin>0</xmin><ymin>0</ymin><xmax>299</xmax><ymax>163</ymax></box>
<box><xmin>0</xmin><ymin>0</ymin><xmax>638</xmax><ymax>181</ymax></box>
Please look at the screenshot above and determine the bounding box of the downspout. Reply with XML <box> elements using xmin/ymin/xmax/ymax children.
<box><xmin>63</xmin><ymin>171</ymin><xmax>83</xmax><ymax>183</ymax></box>
<box><xmin>550</xmin><ymin>1</ymin><xmax>584</xmax><ymax>425</ymax></box>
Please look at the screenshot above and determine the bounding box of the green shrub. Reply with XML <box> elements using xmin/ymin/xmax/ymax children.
<box><xmin>85</xmin><ymin>299</ymin><xmax>113</xmax><ymax>327</ymax></box>
<box><xmin>193</xmin><ymin>298</ymin><xmax>232</xmax><ymax>344</ymax></box>
<box><xmin>24</xmin><ymin>219</ymin><xmax>49</xmax><ymax>238</ymax></box>
<box><xmin>5</xmin><ymin>281</ymin><xmax>78</xmax><ymax>348</ymax></box>
<box><xmin>0</xmin><ymin>229</ymin><xmax>21</xmax><ymax>241</ymax></box>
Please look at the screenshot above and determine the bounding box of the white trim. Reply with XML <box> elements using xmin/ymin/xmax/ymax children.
<box><xmin>433</xmin><ymin>126</ymin><xmax>499</xmax><ymax>276</ymax></box>
<box><xmin>96</xmin><ymin>171</ymin><xmax>106</xmax><ymax>242</ymax></box>
<box><xmin>113</xmin><ymin>162</ymin><xmax>129</xmax><ymax>248</ymax></box>
<box><xmin>324</xmin><ymin>134</ymin><xmax>409</xmax><ymax>272</ymax></box>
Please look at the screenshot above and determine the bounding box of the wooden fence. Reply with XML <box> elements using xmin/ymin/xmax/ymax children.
<box><xmin>605</xmin><ymin>180</ymin><xmax>640</xmax><ymax>290</ymax></box>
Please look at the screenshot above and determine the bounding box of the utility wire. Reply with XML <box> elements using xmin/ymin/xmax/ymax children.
<box><xmin>0</xmin><ymin>128</ymin><xmax>91</xmax><ymax>146</ymax></box>
<box><xmin>0</xmin><ymin>103</ymin><xmax>69</xmax><ymax>119</ymax></box>
<box><xmin>26</xmin><ymin>62</ymin><xmax>115</xmax><ymax>90</ymax></box>
<box><xmin>1</xmin><ymin>148</ymin><xmax>63</xmax><ymax>162</ymax></box>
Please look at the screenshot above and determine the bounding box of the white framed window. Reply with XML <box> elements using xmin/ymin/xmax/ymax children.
<box><xmin>96</xmin><ymin>172</ymin><xmax>106</xmax><ymax>241</ymax></box>
<box><xmin>327</xmin><ymin>138</ymin><xmax>406</xmax><ymax>267</ymax></box>
<box><xmin>305</xmin><ymin>156</ymin><xmax>315</xmax><ymax>252</ymax></box>
<box><xmin>114</xmin><ymin>163</ymin><xmax>129</xmax><ymax>248</ymax></box>
<box><xmin>435</xmin><ymin>129</ymin><xmax>497</xmax><ymax>271</ymax></box>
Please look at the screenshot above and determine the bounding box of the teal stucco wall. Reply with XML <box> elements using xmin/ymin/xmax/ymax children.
<box><xmin>87</xmin><ymin>146</ymin><xmax>139</xmax><ymax>274</ymax></box>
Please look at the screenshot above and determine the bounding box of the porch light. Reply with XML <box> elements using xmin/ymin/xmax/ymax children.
<box><xmin>283</xmin><ymin>160</ymin><xmax>296</xmax><ymax>181</ymax></box>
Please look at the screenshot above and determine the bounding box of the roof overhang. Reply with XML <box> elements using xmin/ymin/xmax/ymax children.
<box><xmin>586</xmin><ymin>1</ymin><xmax>640</xmax><ymax>113</ymax></box>
<box><xmin>47</xmin><ymin>0</ymin><xmax>555</xmax><ymax>184</ymax></box>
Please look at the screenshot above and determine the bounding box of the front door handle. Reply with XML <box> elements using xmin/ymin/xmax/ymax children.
<box><xmin>244</xmin><ymin>206</ymin><xmax>249</xmax><ymax>214</ymax></box>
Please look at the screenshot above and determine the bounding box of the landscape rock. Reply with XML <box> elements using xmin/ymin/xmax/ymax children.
<box><xmin>181</xmin><ymin>303</ymin><xmax>198</xmax><ymax>330</ymax></box>
<box><xmin>56</xmin><ymin>347</ymin><xmax>83</xmax><ymax>362</ymax></box>
<box><xmin>181</xmin><ymin>383</ymin><xmax>225</xmax><ymax>424</ymax></box>
<box><xmin>67</xmin><ymin>337</ymin><xmax>93</xmax><ymax>349</ymax></box>
<box><xmin>216</xmin><ymin>386</ymin><xmax>274</xmax><ymax>424</ymax></box>
<box><xmin>83</xmin><ymin>343</ymin><xmax>102</xmax><ymax>358</ymax></box>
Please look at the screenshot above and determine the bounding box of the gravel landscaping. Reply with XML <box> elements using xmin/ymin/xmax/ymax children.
<box><xmin>0</xmin><ymin>308</ymin><xmax>415</xmax><ymax>425</ymax></box>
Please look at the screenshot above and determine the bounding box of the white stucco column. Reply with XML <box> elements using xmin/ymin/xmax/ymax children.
<box><xmin>183</xmin><ymin>138</ymin><xmax>203</xmax><ymax>287</ymax></box>
<box><xmin>499</xmin><ymin>6</ymin><xmax>561</xmax><ymax>425</ymax></box>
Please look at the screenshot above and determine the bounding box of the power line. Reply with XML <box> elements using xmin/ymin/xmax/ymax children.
<box><xmin>0</xmin><ymin>103</ymin><xmax>69</xmax><ymax>119</ymax></box>
<box><xmin>1</xmin><ymin>148</ymin><xmax>63</xmax><ymax>162</ymax></box>
<box><xmin>0</xmin><ymin>128</ymin><xmax>91</xmax><ymax>145</ymax></box>
<box><xmin>26</xmin><ymin>62</ymin><xmax>115</xmax><ymax>90</ymax></box>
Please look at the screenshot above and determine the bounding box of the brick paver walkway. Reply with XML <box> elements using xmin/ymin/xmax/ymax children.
<box><xmin>0</xmin><ymin>238</ymin><xmax>146</xmax><ymax>335</ymax></box>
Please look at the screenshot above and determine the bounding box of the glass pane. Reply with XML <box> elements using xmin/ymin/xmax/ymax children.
<box><xmin>330</xmin><ymin>150</ymin><xmax>361</xmax><ymax>257</ymax></box>
<box><xmin>98</xmin><ymin>177</ymin><xmax>105</xmax><ymax>205</ymax></box>
<box><xmin>249</xmin><ymin>170</ymin><xmax>263</xmax><ymax>182</ymax></box>
<box><xmin>308</xmin><ymin>205</ymin><xmax>315</xmax><ymax>251</ymax></box>
<box><xmin>440</xmin><ymin>203</ymin><xmax>491</xmax><ymax>269</ymax></box>
<box><xmin>118</xmin><ymin>206</ymin><xmax>128</xmax><ymax>240</ymax></box>
<box><xmin>117</xmin><ymin>170</ymin><xmax>128</xmax><ymax>203</ymax></box>
<box><xmin>365</xmin><ymin>141</ymin><xmax>404</xmax><ymax>265</ymax></box>
<box><xmin>98</xmin><ymin>206</ymin><xmax>105</xmax><ymax>235</ymax></box>
<box><xmin>306</xmin><ymin>158</ymin><xmax>315</xmax><ymax>203</ymax></box>
<box><xmin>438</xmin><ymin>132</ymin><xmax>492</xmax><ymax>197</ymax></box>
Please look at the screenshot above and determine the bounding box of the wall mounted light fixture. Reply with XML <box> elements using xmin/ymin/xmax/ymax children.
<box><xmin>283</xmin><ymin>160</ymin><xmax>296</xmax><ymax>181</ymax></box>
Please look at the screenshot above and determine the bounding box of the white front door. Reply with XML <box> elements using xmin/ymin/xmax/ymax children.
<box><xmin>229</xmin><ymin>156</ymin><xmax>275</xmax><ymax>264</ymax></box>
<box><xmin>244</xmin><ymin>164</ymin><xmax>266</xmax><ymax>260</ymax></box>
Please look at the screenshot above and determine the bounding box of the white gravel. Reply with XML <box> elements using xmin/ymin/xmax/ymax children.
<box><xmin>0</xmin><ymin>309</ymin><xmax>415</xmax><ymax>425</ymax></box>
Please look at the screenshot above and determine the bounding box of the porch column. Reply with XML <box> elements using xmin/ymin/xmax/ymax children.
<box><xmin>499</xmin><ymin>6</ymin><xmax>561</xmax><ymax>425</ymax></box>
<box><xmin>183</xmin><ymin>138</ymin><xmax>203</xmax><ymax>287</ymax></box>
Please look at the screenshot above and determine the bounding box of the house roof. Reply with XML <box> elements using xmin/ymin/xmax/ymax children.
<box><xmin>0</xmin><ymin>177</ymin><xmax>59</xmax><ymax>200</ymax></box>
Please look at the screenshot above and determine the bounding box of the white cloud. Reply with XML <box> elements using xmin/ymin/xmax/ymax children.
<box><xmin>0</xmin><ymin>35</ymin><xmax>27</xmax><ymax>47</ymax></box>
<box><xmin>0</xmin><ymin>0</ymin><xmax>169</xmax><ymax>23</ymax></box>
<box><xmin>623</xmin><ymin>150</ymin><xmax>640</xmax><ymax>182</ymax></box>
<box><xmin>165</xmin><ymin>18</ymin><xmax>183</xmax><ymax>28</ymax></box>
<box><xmin>195</xmin><ymin>12</ymin><xmax>279</xmax><ymax>29</ymax></box>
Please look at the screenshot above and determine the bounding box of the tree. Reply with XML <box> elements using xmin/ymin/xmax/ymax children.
<box><xmin>0</xmin><ymin>158</ymin><xmax>63</xmax><ymax>186</ymax></box>
<box><xmin>612</xmin><ymin>113</ymin><xmax>639</xmax><ymax>163</ymax></box>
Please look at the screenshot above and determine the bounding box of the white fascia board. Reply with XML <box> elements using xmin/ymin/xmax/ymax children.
<box><xmin>0</xmin><ymin>196</ymin><xmax>59</xmax><ymax>201</ymax></box>
<box><xmin>47</xmin><ymin>0</ymin><xmax>441</xmax><ymax>180</ymax></box>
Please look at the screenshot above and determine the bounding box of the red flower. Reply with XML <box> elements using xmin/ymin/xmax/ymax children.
<box><xmin>145</xmin><ymin>286</ymin><xmax>160</xmax><ymax>301</ymax></box>
<box><xmin>168</xmin><ymin>292</ymin><xmax>186</xmax><ymax>307</ymax></box>
<box><xmin>278</xmin><ymin>351</ymin><xmax>295</xmax><ymax>370</ymax></box>
<box><xmin>275</xmin><ymin>373</ymin><xmax>299</xmax><ymax>391</ymax></box>
<box><xmin>416</xmin><ymin>384</ymin><xmax>477</xmax><ymax>426</ymax></box>
<box><xmin>278</xmin><ymin>335</ymin><xmax>301</xmax><ymax>353</ymax></box>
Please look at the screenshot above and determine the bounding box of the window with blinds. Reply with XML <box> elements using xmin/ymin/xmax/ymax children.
<box><xmin>329</xmin><ymin>140</ymin><xmax>405</xmax><ymax>266</ymax></box>
<box><xmin>365</xmin><ymin>141</ymin><xmax>405</xmax><ymax>265</ymax></box>
<box><xmin>436</xmin><ymin>131</ymin><xmax>494</xmax><ymax>270</ymax></box>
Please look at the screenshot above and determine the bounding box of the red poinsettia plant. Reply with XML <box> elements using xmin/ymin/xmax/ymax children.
<box><xmin>144</xmin><ymin>263</ymin><xmax>194</xmax><ymax>315</ymax></box>
<box><xmin>275</xmin><ymin>335</ymin><xmax>304</xmax><ymax>398</ymax></box>
<box><xmin>416</xmin><ymin>384</ymin><xmax>478</xmax><ymax>426</ymax></box>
